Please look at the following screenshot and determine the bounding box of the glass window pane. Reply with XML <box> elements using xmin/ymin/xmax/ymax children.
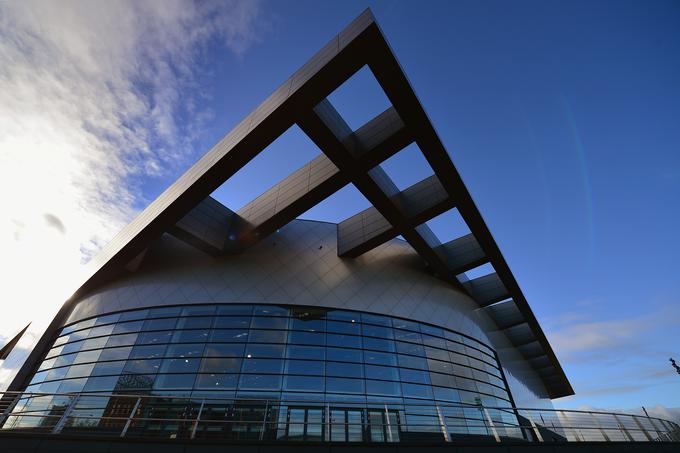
<box><xmin>83</xmin><ymin>376</ymin><xmax>118</xmax><ymax>392</ymax></box>
<box><xmin>326</xmin><ymin>321</ymin><xmax>360</xmax><ymax>335</ymax></box>
<box><xmin>427</xmin><ymin>359</ymin><xmax>453</xmax><ymax>375</ymax></box>
<box><xmin>65</xmin><ymin>363</ymin><xmax>95</xmax><ymax>379</ymax></box>
<box><xmin>142</xmin><ymin>318</ymin><xmax>177</xmax><ymax>331</ymax></box>
<box><xmin>245</xmin><ymin>344</ymin><xmax>285</xmax><ymax>359</ymax></box>
<box><xmin>396</xmin><ymin>341</ymin><xmax>425</xmax><ymax>356</ymax></box>
<box><xmin>326</xmin><ymin>348</ymin><xmax>361</xmax><ymax>363</ymax></box>
<box><xmin>248</xmin><ymin>329</ymin><xmax>287</xmax><ymax>343</ymax></box>
<box><xmin>283</xmin><ymin>376</ymin><xmax>324</xmax><ymax>392</ymax></box>
<box><xmin>361</xmin><ymin>313</ymin><xmax>391</xmax><ymax>327</ymax></box>
<box><xmin>129</xmin><ymin>345</ymin><xmax>166</xmax><ymax>360</ymax></box>
<box><xmin>45</xmin><ymin>367</ymin><xmax>68</xmax><ymax>381</ymax></box>
<box><xmin>81</xmin><ymin>337</ymin><xmax>109</xmax><ymax>351</ymax></box>
<box><xmin>364</xmin><ymin>351</ymin><xmax>397</xmax><ymax>366</ymax></box>
<box><xmin>92</xmin><ymin>360</ymin><xmax>126</xmax><ymax>376</ymax></box>
<box><xmin>176</xmin><ymin>317</ymin><xmax>213</xmax><ymax>330</ymax></box>
<box><xmin>392</xmin><ymin>319</ymin><xmax>420</xmax><ymax>332</ymax></box>
<box><xmin>287</xmin><ymin>345</ymin><xmax>324</xmax><ymax>360</ymax></box>
<box><xmin>181</xmin><ymin>306</ymin><xmax>216</xmax><ymax>316</ymax></box>
<box><xmin>425</xmin><ymin>347</ymin><xmax>449</xmax><ymax>361</ymax></box>
<box><xmin>54</xmin><ymin>354</ymin><xmax>77</xmax><ymax>368</ymax></box>
<box><xmin>123</xmin><ymin>359</ymin><xmax>161</xmax><ymax>374</ymax></box>
<box><xmin>136</xmin><ymin>330</ymin><xmax>172</xmax><ymax>345</ymax></box>
<box><xmin>98</xmin><ymin>347</ymin><xmax>132</xmax><ymax>362</ymax></box>
<box><xmin>148</xmin><ymin>307</ymin><xmax>182</xmax><ymax>318</ymax></box>
<box><xmin>61</xmin><ymin>341</ymin><xmax>83</xmax><ymax>356</ymax></box>
<box><xmin>328</xmin><ymin>361</ymin><xmax>364</xmax><ymax>378</ymax></box>
<box><xmin>401</xmin><ymin>383</ymin><xmax>433</xmax><ymax>399</ymax></box>
<box><xmin>105</xmin><ymin>333</ymin><xmax>138</xmax><ymax>348</ymax></box>
<box><xmin>362</xmin><ymin>324</ymin><xmax>393</xmax><ymax>339</ymax></box>
<box><xmin>251</xmin><ymin>316</ymin><xmax>288</xmax><ymax>329</ymax></box>
<box><xmin>115</xmin><ymin>374</ymin><xmax>155</xmax><ymax>391</ymax></box>
<box><xmin>290</xmin><ymin>317</ymin><xmax>324</xmax><ymax>332</ymax></box>
<box><xmin>199</xmin><ymin>357</ymin><xmax>242</xmax><ymax>374</ymax></box>
<box><xmin>285</xmin><ymin>360</ymin><xmax>324</xmax><ymax>376</ymax></box>
<box><xmin>399</xmin><ymin>368</ymin><xmax>430</xmax><ymax>384</ymax></box>
<box><xmin>238</xmin><ymin>374</ymin><xmax>282</xmax><ymax>390</ymax></box>
<box><xmin>288</xmin><ymin>331</ymin><xmax>324</xmax><ymax>346</ymax></box>
<box><xmin>325</xmin><ymin>311</ymin><xmax>358</xmax><ymax>322</ymax></box>
<box><xmin>159</xmin><ymin>357</ymin><xmax>201</xmax><ymax>374</ymax></box>
<box><xmin>241</xmin><ymin>358</ymin><xmax>283</xmax><ymax>374</ymax></box>
<box><xmin>112</xmin><ymin>320</ymin><xmax>144</xmax><ymax>335</ymax></box>
<box><xmin>363</xmin><ymin>338</ymin><xmax>395</xmax><ymax>352</ymax></box>
<box><xmin>326</xmin><ymin>333</ymin><xmax>361</xmax><ymax>348</ymax></box>
<box><xmin>326</xmin><ymin>378</ymin><xmax>363</xmax><ymax>394</ymax></box>
<box><xmin>365</xmin><ymin>364</ymin><xmax>399</xmax><ymax>381</ymax></box>
<box><xmin>210</xmin><ymin>329</ymin><xmax>249</xmax><ymax>342</ymax></box>
<box><xmin>73</xmin><ymin>349</ymin><xmax>102</xmax><ymax>365</ymax></box>
<box><xmin>366</xmin><ymin>380</ymin><xmax>400</xmax><ymax>396</ymax></box>
<box><xmin>433</xmin><ymin>387</ymin><xmax>460</xmax><ymax>402</ymax></box>
<box><xmin>154</xmin><ymin>373</ymin><xmax>196</xmax><ymax>389</ymax></box>
<box><xmin>398</xmin><ymin>355</ymin><xmax>427</xmax><ymax>370</ymax></box>
<box><xmin>253</xmin><ymin>306</ymin><xmax>289</xmax><ymax>317</ymax></box>
<box><xmin>217</xmin><ymin>305</ymin><xmax>253</xmax><ymax>316</ymax></box>
<box><xmin>119</xmin><ymin>309</ymin><xmax>149</xmax><ymax>322</ymax></box>
<box><xmin>195</xmin><ymin>374</ymin><xmax>238</xmax><ymax>389</ymax></box>
<box><xmin>204</xmin><ymin>343</ymin><xmax>245</xmax><ymax>357</ymax></box>
<box><xmin>394</xmin><ymin>330</ymin><xmax>422</xmax><ymax>343</ymax></box>
<box><xmin>57</xmin><ymin>378</ymin><xmax>87</xmax><ymax>394</ymax></box>
<box><xmin>165</xmin><ymin>344</ymin><xmax>205</xmax><ymax>358</ymax></box>
<box><xmin>88</xmin><ymin>324</ymin><xmax>115</xmax><ymax>338</ymax></box>
<box><xmin>213</xmin><ymin>316</ymin><xmax>251</xmax><ymax>329</ymax></box>
<box><xmin>170</xmin><ymin>329</ymin><xmax>209</xmax><ymax>343</ymax></box>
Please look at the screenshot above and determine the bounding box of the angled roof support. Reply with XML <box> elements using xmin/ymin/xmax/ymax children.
<box><xmin>10</xmin><ymin>9</ymin><xmax>572</xmax><ymax>399</ymax></box>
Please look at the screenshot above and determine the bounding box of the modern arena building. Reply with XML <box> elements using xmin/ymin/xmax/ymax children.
<box><xmin>0</xmin><ymin>9</ymin><xmax>678</xmax><ymax>452</ymax></box>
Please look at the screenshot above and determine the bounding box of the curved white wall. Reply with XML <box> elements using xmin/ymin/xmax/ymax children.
<box><xmin>65</xmin><ymin>219</ymin><xmax>552</xmax><ymax>407</ymax></box>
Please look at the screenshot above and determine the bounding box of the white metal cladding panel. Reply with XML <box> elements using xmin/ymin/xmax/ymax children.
<box><xmin>65</xmin><ymin>219</ymin><xmax>552</xmax><ymax>406</ymax></box>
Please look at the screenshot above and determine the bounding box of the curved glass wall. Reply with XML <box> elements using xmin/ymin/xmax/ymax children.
<box><xmin>10</xmin><ymin>304</ymin><xmax>519</xmax><ymax>439</ymax></box>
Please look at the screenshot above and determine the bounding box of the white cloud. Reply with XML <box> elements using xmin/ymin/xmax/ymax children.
<box><xmin>0</xmin><ymin>0</ymin><xmax>264</xmax><ymax>388</ymax></box>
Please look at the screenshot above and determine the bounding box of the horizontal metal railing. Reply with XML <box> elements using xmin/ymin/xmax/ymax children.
<box><xmin>0</xmin><ymin>391</ymin><xmax>678</xmax><ymax>443</ymax></box>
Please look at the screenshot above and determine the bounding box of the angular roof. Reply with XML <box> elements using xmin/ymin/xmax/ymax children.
<box><xmin>55</xmin><ymin>9</ymin><xmax>572</xmax><ymax>398</ymax></box>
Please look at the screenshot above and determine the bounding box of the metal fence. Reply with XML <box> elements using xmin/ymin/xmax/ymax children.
<box><xmin>1</xmin><ymin>391</ymin><xmax>678</xmax><ymax>443</ymax></box>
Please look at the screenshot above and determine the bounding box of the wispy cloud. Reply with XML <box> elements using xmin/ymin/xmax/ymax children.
<box><xmin>0</xmin><ymin>0</ymin><xmax>264</xmax><ymax>387</ymax></box>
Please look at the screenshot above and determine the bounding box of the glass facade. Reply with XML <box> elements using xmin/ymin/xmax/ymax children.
<box><xmin>8</xmin><ymin>304</ymin><xmax>520</xmax><ymax>439</ymax></box>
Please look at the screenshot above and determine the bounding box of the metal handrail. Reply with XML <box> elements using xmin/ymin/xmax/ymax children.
<box><xmin>0</xmin><ymin>391</ymin><xmax>678</xmax><ymax>443</ymax></box>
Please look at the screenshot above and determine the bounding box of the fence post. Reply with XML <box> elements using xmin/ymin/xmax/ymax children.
<box><xmin>120</xmin><ymin>397</ymin><xmax>142</xmax><ymax>438</ymax></box>
<box><xmin>613</xmin><ymin>414</ymin><xmax>634</xmax><ymax>442</ymax></box>
<box><xmin>384</xmin><ymin>404</ymin><xmax>393</xmax><ymax>442</ymax></box>
<box><xmin>190</xmin><ymin>399</ymin><xmax>205</xmax><ymax>439</ymax></box>
<box><xmin>525</xmin><ymin>413</ymin><xmax>544</xmax><ymax>442</ymax></box>
<box><xmin>51</xmin><ymin>394</ymin><xmax>80</xmax><ymax>434</ymax></box>
<box><xmin>0</xmin><ymin>393</ymin><xmax>21</xmax><ymax>427</ymax></box>
<box><xmin>259</xmin><ymin>400</ymin><xmax>269</xmax><ymax>441</ymax></box>
<box><xmin>435</xmin><ymin>403</ymin><xmax>450</xmax><ymax>442</ymax></box>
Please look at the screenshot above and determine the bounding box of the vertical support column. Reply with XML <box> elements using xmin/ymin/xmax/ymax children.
<box><xmin>435</xmin><ymin>404</ymin><xmax>451</xmax><ymax>442</ymax></box>
<box><xmin>120</xmin><ymin>397</ymin><xmax>142</xmax><ymax>438</ymax></box>
<box><xmin>51</xmin><ymin>394</ymin><xmax>79</xmax><ymax>434</ymax></box>
<box><xmin>190</xmin><ymin>399</ymin><xmax>205</xmax><ymax>439</ymax></box>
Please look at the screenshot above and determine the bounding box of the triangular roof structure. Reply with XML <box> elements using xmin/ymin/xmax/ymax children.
<box><xmin>20</xmin><ymin>9</ymin><xmax>572</xmax><ymax>398</ymax></box>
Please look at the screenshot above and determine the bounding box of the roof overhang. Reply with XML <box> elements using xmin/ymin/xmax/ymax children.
<box><xmin>18</xmin><ymin>9</ymin><xmax>573</xmax><ymax>398</ymax></box>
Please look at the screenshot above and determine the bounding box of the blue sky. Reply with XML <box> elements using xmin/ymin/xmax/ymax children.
<box><xmin>1</xmin><ymin>0</ymin><xmax>679</xmax><ymax>416</ymax></box>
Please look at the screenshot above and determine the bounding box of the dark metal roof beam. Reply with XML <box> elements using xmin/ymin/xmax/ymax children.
<box><xmin>226</xmin><ymin>107</ymin><xmax>410</xmax><ymax>253</ymax></box>
<box><xmin>435</xmin><ymin>234</ymin><xmax>488</xmax><ymax>275</ymax></box>
<box><xmin>338</xmin><ymin>174</ymin><xmax>455</xmax><ymax>257</ymax></box>
<box><xmin>461</xmin><ymin>272</ymin><xmax>510</xmax><ymax>307</ymax></box>
<box><xmin>299</xmin><ymin>100</ymin><xmax>462</xmax><ymax>288</ymax></box>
